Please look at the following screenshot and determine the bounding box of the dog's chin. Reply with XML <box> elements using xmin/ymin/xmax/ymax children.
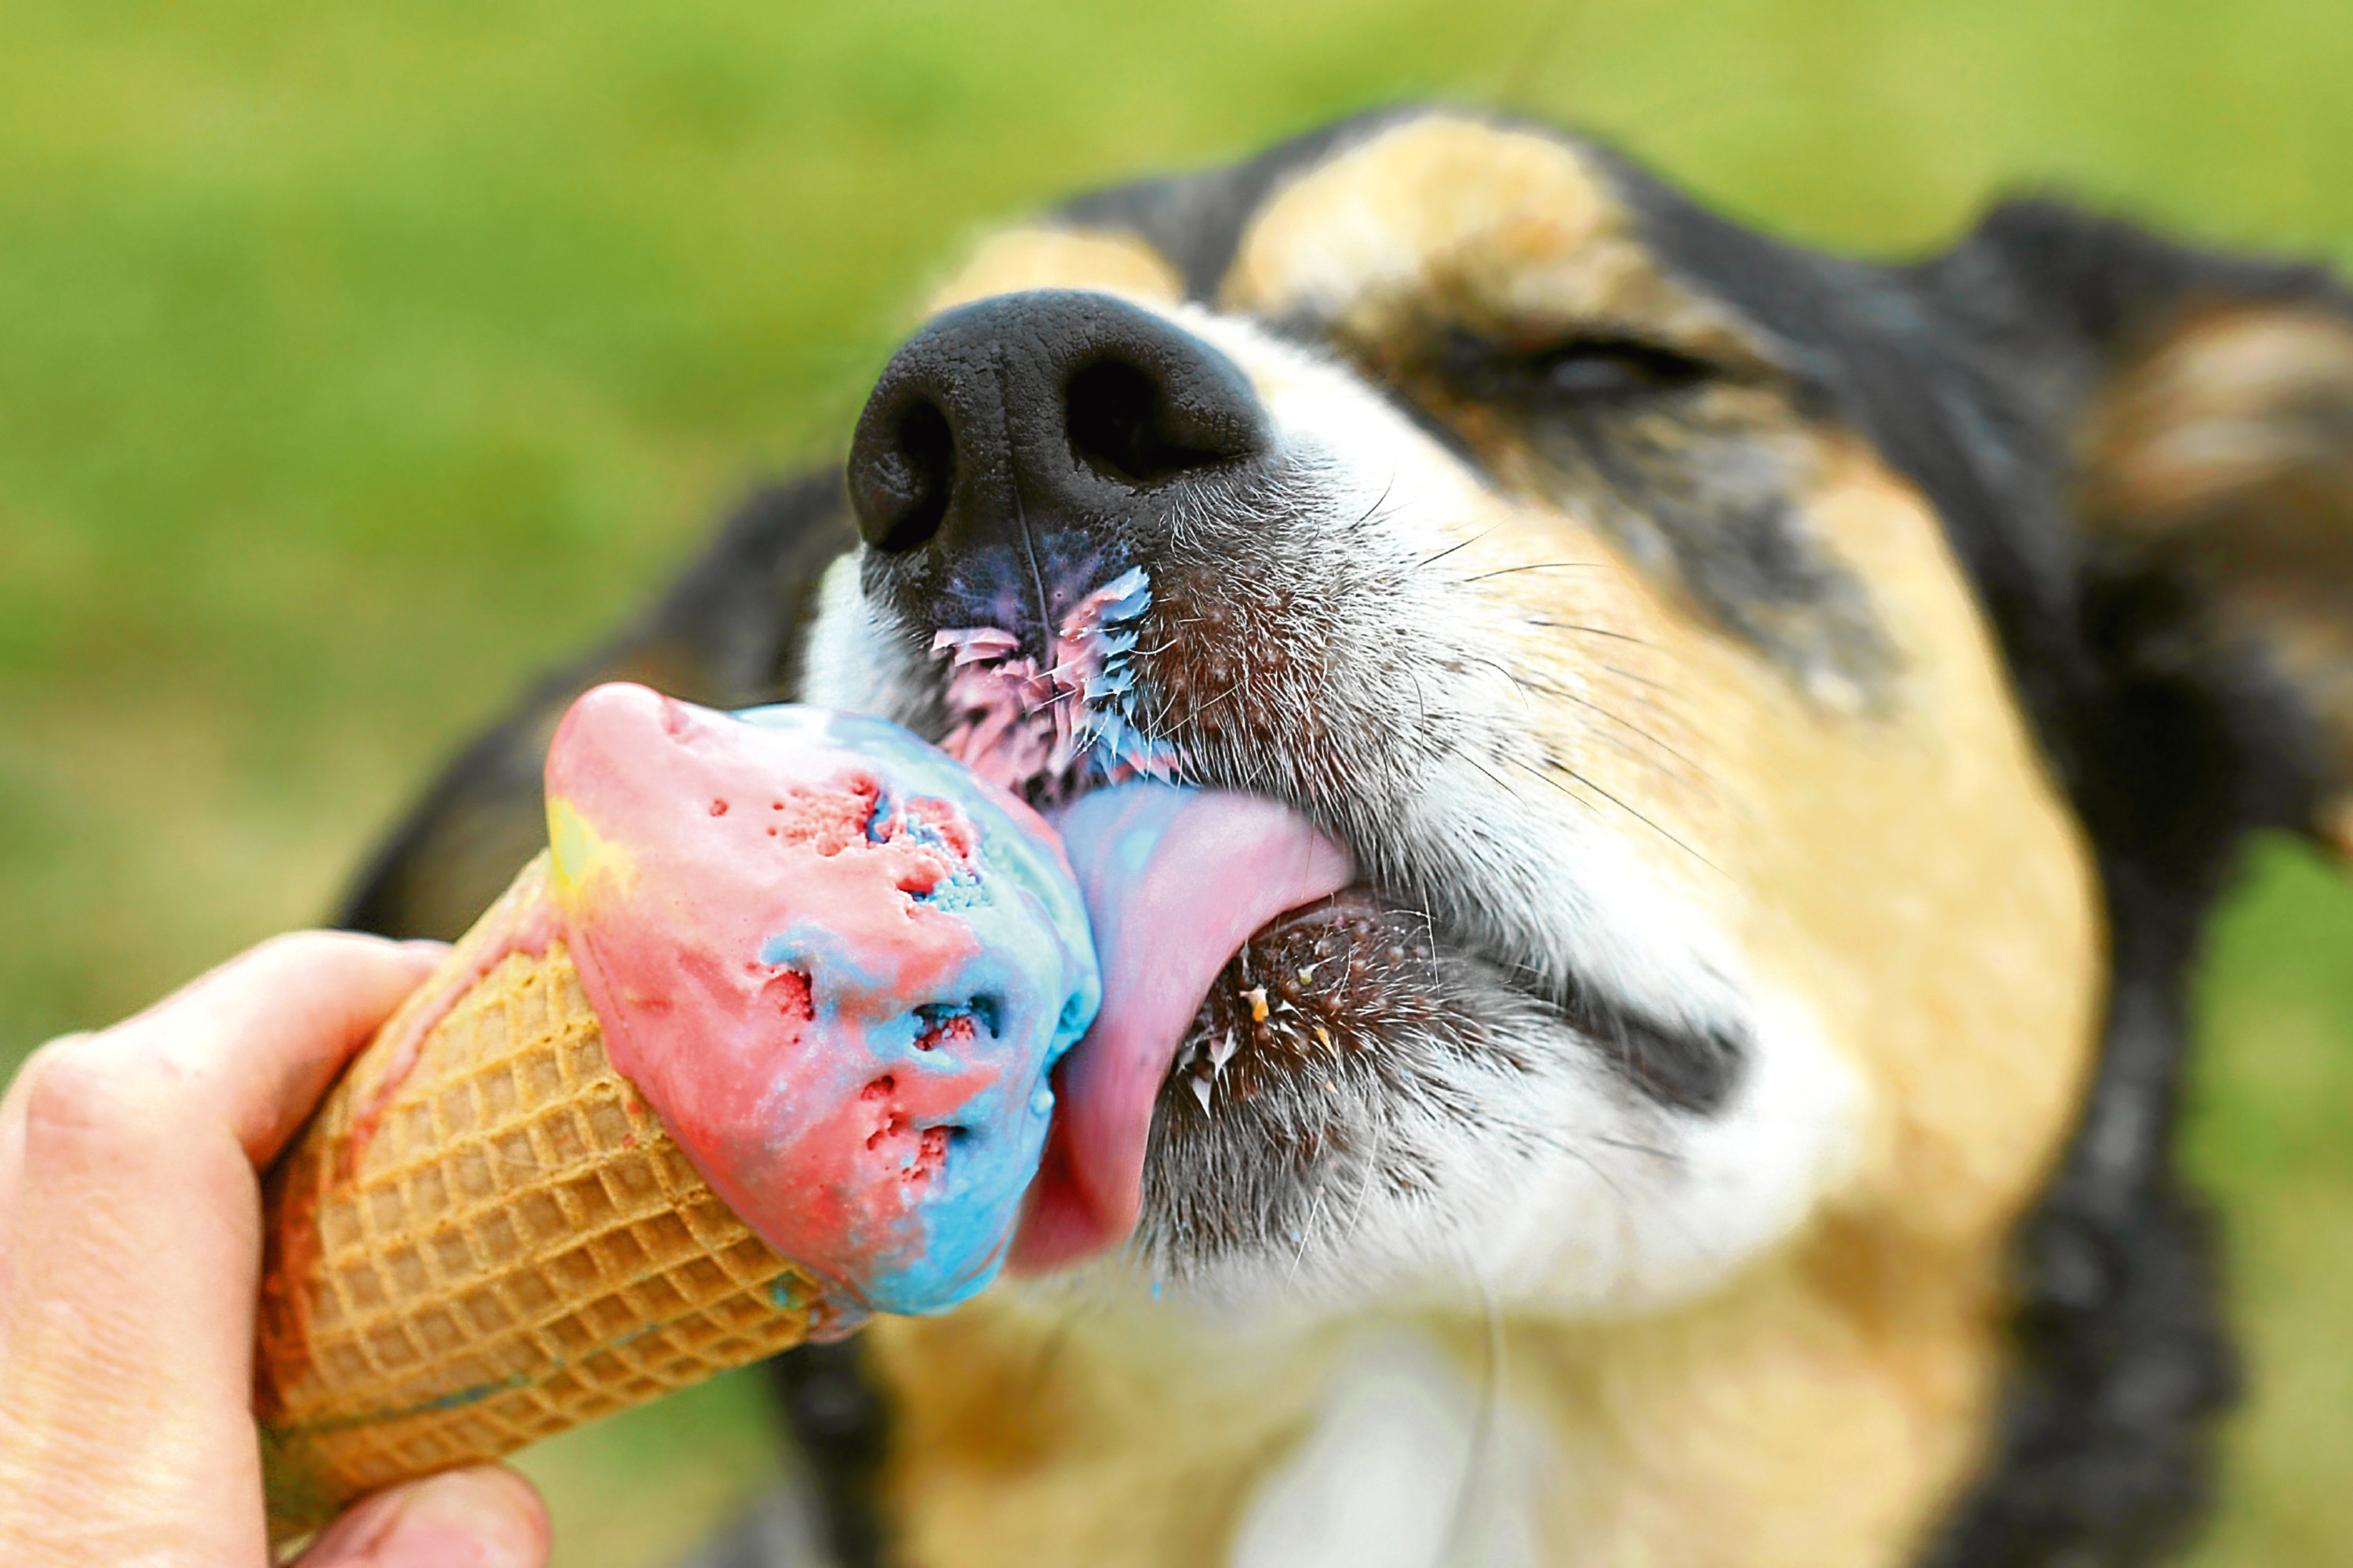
<box><xmin>1126</xmin><ymin>887</ymin><xmax>1538</xmax><ymax>1300</ymax></box>
<box><xmin>945</xmin><ymin>752</ymin><xmax>1562</xmax><ymax>1312</ymax></box>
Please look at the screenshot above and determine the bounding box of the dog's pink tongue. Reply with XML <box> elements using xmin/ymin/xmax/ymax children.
<box><xmin>1009</xmin><ymin>784</ymin><xmax>1354</xmax><ymax>1271</ymax></box>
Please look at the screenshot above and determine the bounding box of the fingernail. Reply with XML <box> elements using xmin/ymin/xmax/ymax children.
<box><xmin>304</xmin><ymin>1466</ymin><xmax>548</xmax><ymax>1568</ymax></box>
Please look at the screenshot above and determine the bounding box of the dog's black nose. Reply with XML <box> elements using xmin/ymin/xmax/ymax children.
<box><xmin>846</xmin><ymin>291</ymin><xmax>1267</xmax><ymax>567</ymax></box>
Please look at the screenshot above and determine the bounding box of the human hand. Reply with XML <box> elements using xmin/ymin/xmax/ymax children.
<box><xmin>0</xmin><ymin>931</ymin><xmax>552</xmax><ymax>1567</ymax></box>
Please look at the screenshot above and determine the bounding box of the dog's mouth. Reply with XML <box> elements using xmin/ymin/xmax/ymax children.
<box><xmin>926</xmin><ymin>580</ymin><xmax>1418</xmax><ymax>1273</ymax></box>
<box><xmin>1005</xmin><ymin>784</ymin><xmax>1359</xmax><ymax>1271</ymax></box>
<box><xmin>928</xmin><ymin>583</ymin><xmax>1493</xmax><ymax>1279</ymax></box>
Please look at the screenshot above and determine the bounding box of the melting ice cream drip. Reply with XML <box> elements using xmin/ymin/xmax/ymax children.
<box><xmin>933</xmin><ymin>566</ymin><xmax>1184</xmax><ymax>805</ymax></box>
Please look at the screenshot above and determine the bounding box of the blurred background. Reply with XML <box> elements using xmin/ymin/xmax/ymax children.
<box><xmin>4</xmin><ymin>0</ymin><xmax>2351</xmax><ymax>1563</ymax></box>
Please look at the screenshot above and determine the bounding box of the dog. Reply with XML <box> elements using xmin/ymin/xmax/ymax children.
<box><xmin>341</xmin><ymin>105</ymin><xmax>2353</xmax><ymax>1567</ymax></box>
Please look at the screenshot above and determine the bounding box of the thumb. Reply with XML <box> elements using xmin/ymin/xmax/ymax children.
<box><xmin>296</xmin><ymin>1465</ymin><xmax>550</xmax><ymax>1568</ymax></box>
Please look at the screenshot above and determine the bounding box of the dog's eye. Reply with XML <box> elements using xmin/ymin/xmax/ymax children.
<box><xmin>1527</xmin><ymin>340</ymin><xmax>1711</xmax><ymax>402</ymax></box>
<box><xmin>1438</xmin><ymin>329</ymin><xmax>1713</xmax><ymax>409</ymax></box>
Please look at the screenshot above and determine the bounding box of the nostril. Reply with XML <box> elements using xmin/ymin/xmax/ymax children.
<box><xmin>857</xmin><ymin>397</ymin><xmax>956</xmax><ymax>553</ymax></box>
<box><xmin>1067</xmin><ymin>356</ymin><xmax>1261</xmax><ymax>487</ymax></box>
<box><xmin>847</xmin><ymin>291</ymin><xmax>1270</xmax><ymax>560</ymax></box>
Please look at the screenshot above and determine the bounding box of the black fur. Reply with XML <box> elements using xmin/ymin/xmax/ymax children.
<box><xmin>765</xmin><ymin>1340</ymin><xmax>895</xmax><ymax>1568</ymax></box>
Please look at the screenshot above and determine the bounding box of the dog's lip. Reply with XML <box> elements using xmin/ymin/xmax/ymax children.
<box><xmin>1004</xmin><ymin>783</ymin><xmax>1355</xmax><ymax>1271</ymax></box>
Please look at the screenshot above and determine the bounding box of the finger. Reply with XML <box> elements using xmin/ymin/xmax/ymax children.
<box><xmin>296</xmin><ymin>1466</ymin><xmax>550</xmax><ymax>1568</ymax></box>
<box><xmin>0</xmin><ymin>935</ymin><xmax>440</xmax><ymax>1271</ymax></box>
<box><xmin>83</xmin><ymin>930</ymin><xmax>447</xmax><ymax>1168</ymax></box>
<box><xmin>0</xmin><ymin>932</ymin><xmax>442</xmax><ymax>1565</ymax></box>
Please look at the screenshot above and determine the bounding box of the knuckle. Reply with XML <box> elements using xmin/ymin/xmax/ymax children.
<box><xmin>10</xmin><ymin>1031</ymin><xmax>89</xmax><ymax>1094</ymax></box>
<box><xmin>17</xmin><ymin>1036</ymin><xmax>175</xmax><ymax>1155</ymax></box>
<box><xmin>23</xmin><ymin>1047</ymin><xmax>129</xmax><ymax>1131</ymax></box>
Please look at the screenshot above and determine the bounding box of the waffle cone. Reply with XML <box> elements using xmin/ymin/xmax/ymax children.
<box><xmin>254</xmin><ymin>853</ymin><xmax>822</xmax><ymax>1548</ymax></box>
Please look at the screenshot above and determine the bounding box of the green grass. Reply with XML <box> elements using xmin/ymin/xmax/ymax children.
<box><xmin>3</xmin><ymin>2</ymin><xmax>2351</xmax><ymax>1563</ymax></box>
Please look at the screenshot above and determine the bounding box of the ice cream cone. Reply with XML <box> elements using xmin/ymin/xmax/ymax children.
<box><xmin>254</xmin><ymin>853</ymin><xmax>822</xmax><ymax>1548</ymax></box>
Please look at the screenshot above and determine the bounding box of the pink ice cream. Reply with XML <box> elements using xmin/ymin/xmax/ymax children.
<box><xmin>544</xmin><ymin>684</ymin><xmax>1097</xmax><ymax>1328</ymax></box>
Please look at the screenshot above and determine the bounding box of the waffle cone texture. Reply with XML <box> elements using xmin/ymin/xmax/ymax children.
<box><xmin>254</xmin><ymin>853</ymin><xmax>822</xmax><ymax>1546</ymax></box>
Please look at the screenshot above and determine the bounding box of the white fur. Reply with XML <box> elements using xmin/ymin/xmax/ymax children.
<box><xmin>1478</xmin><ymin>984</ymin><xmax>1865</xmax><ymax>1312</ymax></box>
<box><xmin>799</xmin><ymin>554</ymin><xmax>928</xmax><ymax>716</ymax></box>
<box><xmin>1228</xmin><ymin>1331</ymin><xmax>1549</xmax><ymax>1568</ymax></box>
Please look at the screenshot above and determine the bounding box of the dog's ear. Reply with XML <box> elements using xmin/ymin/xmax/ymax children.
<box><xmin>1945</xmin><ymin>201</ymin><xmax>2353</xmax><ymax>864</ymax></box>
<box><xmin>2076</xmin><ymin>297</ymin><xmax>2353</xmax><ymax>858</ymax></box>
<box><xmin>339</xmin><ymin>471</ymin><xmax>856</xmax><ymax>939</ymax></box>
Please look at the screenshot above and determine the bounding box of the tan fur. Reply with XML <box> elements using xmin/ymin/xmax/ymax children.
<box><xmin>1714</xmin><ymin>445</ymin><xmax>2100</xmax><ymax>1246</ymax></box>
<box><xmin>872</xmin><ymin>1303</ymin><xmax>1326</xmax><ymax>1568</ymax></box>
<box><xmin>871</xmin><ymin>114</ymin><xmax>2103</xmax><ymax>1566</ymax></box>
<box><xmin>2082</xmin><ymin>307</ymin><xmax>2353</xmax><ymax>525</ymax></box>
<box><xmin>1224</xmin><ymin>116</ymin><xmax>1779</xmax><ymax>373</ymax></box>
<box><xmin>878</xmin><ymin>1235</ymin><xmax>2009</xmax><ymax>1568</ymax></box>
<box><xmin>929</xmin><ymin>227</ymin><xmax>1184</xmax><ymax>315</ymax></box>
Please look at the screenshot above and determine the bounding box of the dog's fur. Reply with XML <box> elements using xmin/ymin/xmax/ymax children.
<box><xmin>343</xmin><ymin>107</ymin><xmax>2353</xmax><ymax>1567</ymax></box>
